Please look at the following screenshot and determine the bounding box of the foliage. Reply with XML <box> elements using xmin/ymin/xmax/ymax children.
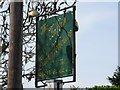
<box><xmin>107</xmin><ymin>66</ymin><xmax>120</xmax><ymax>86</ymax></box>
<box><xmin>70</xmin><ymin>85</ymin><xmax>120</xmax><ymax>90</ymax></box>
<box><xmin>70</xmin><ymin>85</ymin><xmax>79</xmax><ymax>90</ymax></box>
<box><xmin>88</xmin><ymin>85</ymin><xmax>120</xmax><ymax>90</ymax></box>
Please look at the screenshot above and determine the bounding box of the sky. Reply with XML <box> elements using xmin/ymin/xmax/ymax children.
<box><xmin>63</xmin><ymin>1</ymin><xmax>118</xmax><ymax>88</ymax></box>
<box><xmin>0</xmin><ymin>0</ymin><xmax>118</xmax><ymax>88</ymax></box>
<box><xmin>22</xmin><ymin>1</ymin><xmax>119</xmax><ymax>88</ymax></box>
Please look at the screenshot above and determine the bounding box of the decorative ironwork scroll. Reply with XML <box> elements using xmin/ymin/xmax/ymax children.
<box><xmin>29</xmin><ymin>0</ymin><xmax>77</xmax><ymax>17</ymax></box>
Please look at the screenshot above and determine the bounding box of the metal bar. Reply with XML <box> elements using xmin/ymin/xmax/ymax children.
<box><xmin>38</xmin><ymin>5</ymin><xmax>74</xmax><ymax>17</ymax></box>
<box><xmin>73</xmin><ymin>6</ymin><xmax>76</xmax><ymax>82</ymax></box>
<box><xmin>36</xmin><ymin>84</ymin><xmax>47</xmax><ymax>88</ymax></box>
<box><xmin>63</xmin><ymin>80</ymin><xmax>75</xmax><ymax>84</ymax></box>
<box><xmin>35</xmin><ymin>16</ymin><xmax>39</xmax><ymax>88</ymax></box>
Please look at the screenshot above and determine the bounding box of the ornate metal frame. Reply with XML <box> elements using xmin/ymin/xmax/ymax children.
<box><xmin>35</xmin><ymin>0</ymin><xmax>77</xmax><ymax>88</ymax></box>
<box><xmin>33</xmin><ymin>0</ymin><xmax>77</xmax><ymax>17</ymax></box>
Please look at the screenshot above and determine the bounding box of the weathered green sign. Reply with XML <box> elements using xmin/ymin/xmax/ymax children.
<box><xmin>36</xmin><ymin>12</ymin><xmax>74</xmax><ymax>81</ymax></box>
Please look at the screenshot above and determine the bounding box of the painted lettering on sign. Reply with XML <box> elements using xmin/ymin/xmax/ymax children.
<box><xmin>36</xmin><ymin>12</ymin><xmax>73</xmax><ymax>81</ymax></box>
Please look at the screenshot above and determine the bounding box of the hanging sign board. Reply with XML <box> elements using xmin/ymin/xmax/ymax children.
<box><xmin>36</xmin><ymin>11</ymin><xmax>74</xmax><ymax>81</ymax></box>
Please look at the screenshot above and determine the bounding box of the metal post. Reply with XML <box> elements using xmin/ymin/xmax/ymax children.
<box><xmin>7</xmin><ymin>0</ymin><xmax>23</xmax><ymax>89</ymax></box>
<box><xmin>54</xmin><ymin>80</ymin><xmax>63</xmax><ymax>90</ymax></box>
<box><xmin>45</xmin><ymin>80</ymin><xmax>63</xmax><ymax>90</ymax></box>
